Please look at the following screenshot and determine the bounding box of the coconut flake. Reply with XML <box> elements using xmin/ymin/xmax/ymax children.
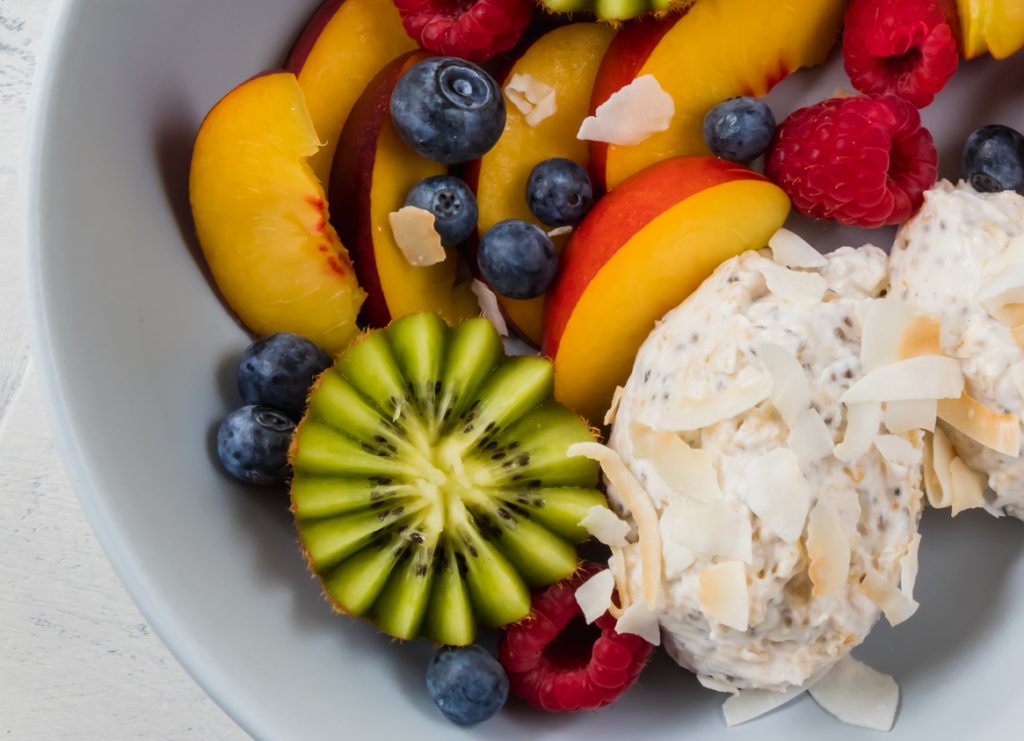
<box><xmin>937</xmin><ymin>392</ymin><xmax>1021</xmax><ymax>457</ymax></box>
<box><xmin>992</xmin><ymin>302</ymin><xmax>1024</xmax><ymax>327</ymax></box>
<box><xmin>504</xmin><ymin>73</ymin><xmax>557</xmax><ymax>126</ymax></box>
<box><xmin>926</xmin><ymin>428</ymin><xmax>954</xmax><ymax>509</ymax></box>
<box><xmin>806</xmin><ymin>500</ymin><xmax>850</xmax><ymax>597</ymax></box>
<box><xmin>575</xmin><ymin>569</ymin><xmax>615</xmax><ymax>625</ymax></box>
<box><xmin>643</xmin><ymin>372</ymin><xmax>773</xmax><ymax>432</ymax></box>
<box><xmin>840</xmin><ymin>355</ymin><xmax>963</xmax><ymax>404</ymax></box>
<box><xmin>604</xmin><ymin>385</ymin><xmax>625</xmax><ymax>426</ymax></box>
<box><xmin>976</xmin><ymin>265</ymin><xmax>1024</xmax><ymax>314</ymax></box>
<box><xmin>525</xmin><ymin>90</ymin><xmax>558</xmax><ymax>127</ymax></box>
<box><xmin>834</xmin><ymin>402</ymin><xmax>882</xmax><ymax>462</ymax></box>
<box><xmin>767</xmin><ymin>228</ymin><xmax>827</xmax><ymax>269</ymax></box>
<box><xmin>662</xmin><ymin>497</ymin><xmax>752</xmax><ymax>563</ymax></box>
<box><xmin>470</xmin><ymin>280</ymin><xmax>509</xmax><ymax>337</ymax></box>
<box><xmin>615</xmin><ymin>600</ymin><xmax>661</xmax><ymax>645</ymax></box>
<box><xmin>698</xmin><ymin>560</ymin><xmax>749</xmax><ymax>631</ymax></box>
<box><xmin>755</xmin><ymin>342</ymin><xmax>811</xmax><ymax>427</ymax></box>
<box><xmin>547</xmin><ymin>225</ymin><xmax>573</xmax><ymax>239</ymax></box>
<box><xmin>743</xmin><ymin>448</ymin><xmax>811</xmax><ymax>543</ymax></box>
<box><xmin>577</xmin><ymin>75</ymin><xmax>674</xmax><ymax>146</ymax></box>
<box><xmin>1013</xmin><ymin>364</ymin><xmax>1024</xmax><ymax>401</ymax></box>
<box><xmin>899</xmin><ymin>315</ymin><xmax>943</xmax><ymax>359</ymax></box>
<box><xmin>874</xmin><ymin>434</ymin><xmax>922</xmax><ymax>471</ymax></box>
<box><xmin>809</xmin><ymin>656</ymin><xmax>899</xmax><ymax>732</ymax></box>
<box><xmin>567</xmin><ymin>443</ymin><xmax>662</xmax><ymax>605</ymax></box>
<box><xmin>660</xmin><ymin>512</ymin><xmax>696</xmax><ymax>578</ymax></box>
<box><xmin>723</xmin><ymin>669</ymin><xmax>829</xmax><ymax>727</ymax></box>
<box><xmin>860</xmin><ymin>566</ymin><xmax>919</xmax><ymax>626</ymax></box>
<box><xmin>608</xmin><ymin>547</ymin><xmax>630</xmax><ymax>615</ymax></box>
<box><xmin>578</xmin><ymin>505</ymin><xmax>630</xmax><ymax>546</ymax></box>
<box><xmin>787</xmin><ymin>408</ymin><xmax>834</xmax><ymax>466</ymax></box>
<box><xmin>860</xmin><ymin>298</ymin><xmax>913</xmax><ymax>372</ymax></box>
<box><xmin>901</xmin><ymin>532</ymin><xmax>921</xmax><ymax>601</ymax></box>
<box><xmin>755</xmin><ymin>261</ymin><xmax>828</xmax><ymax>304</ymax></box>
<box><xmin>388</xmin><ymin>207</ymin><xmax>447</xmax><ymax>267</ymax></box>
<box><xmin>630</xmin><ymin>423</ymin><xmax>721</xmax><ymax>502</ymax></box>
<box><xmin>949</xmin><ymin>457</ymin><xmax>987</xmax><ymax>516</ymax></box>
<box><xmin>884</xmin><ymin>399</ymin><xmax>937</xmax><ymax>434</ymax></box>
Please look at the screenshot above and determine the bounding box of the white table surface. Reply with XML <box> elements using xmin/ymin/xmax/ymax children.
<box><xmin>0</xmin><ymin>1</ymin><xmax>245</xmax><ymax>737</ymax></box>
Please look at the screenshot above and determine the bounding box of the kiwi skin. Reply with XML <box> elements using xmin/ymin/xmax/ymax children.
<box><xmin>288</xmin><ymin>314</ymin><xmax>607</xmax><ymax>646</ymax></box>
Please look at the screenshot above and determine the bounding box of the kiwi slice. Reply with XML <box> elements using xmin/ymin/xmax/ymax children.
<box><xmin>290</xmin><ymin>314</ymin><xmax>606</xmax><ymax>645</ymax></box>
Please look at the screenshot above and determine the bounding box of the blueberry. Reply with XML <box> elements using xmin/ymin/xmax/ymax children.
<box><xmin>963</xmin><ymin>124</ymin><xmax>1024</xmax><ymax>193</ymax></box>
<box><xmin>426</xmin><ymin>646</ymin><xmax>508</xmax><ymax>726</ymax></box>
<box><xmin>478</xmin><ymin>220</ymin><xmax>558</xmax><ymax>300</ymax></box>
<box><xmin>526</xmin><ymin>158</ymin><xmax>594</xmax><ymax>227</ymax></box>
<box><xmin>405</xmin><ymin>175</ymin><xmax>479</xmax><ymax>247</ymax></box>
<box><xmin>237</xmin><ymin>333</ymin><xmax>331</xmax><ymax>419</ymax></box>
<box><xmin>390</xmin><ymin>57</ymin><xmax>506</xmax><ymax>165</ymax></box>
<box><xmin>216</xmin><ymin>405</ymin><xmax>294</xmax><ymax>485</ymax></box>
<box><xmin>702</xmin><ymin>97</ymin><xmax>776</xmax><ymax>164</ymax></box>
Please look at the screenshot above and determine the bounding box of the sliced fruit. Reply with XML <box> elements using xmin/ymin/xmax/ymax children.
<box><xmin>466</xmin><ymin>22</ymin><xmax>614</xmax><ymax>346</ymax></box>
<box><xmin>330</xmin><ymin>52</ymin><xmax>480</xmax><ymax>327</ymax></box>
<box><xmin>539</xmin><ymin>0</ymin><xmax>693</xmax><ymax>22</ymax></box>
<box><xmin>543</xmin><ymin>156</ymin><xmax>790</xmax><ymax>424</ymax></box>
<box><xmin>290</xmin><ymin>314</ymin><xmax>606</xmax><ymax>645</ymax></box>
<box><xmin>190</xmin><ymin>72</ymin><xmax>365</xmax><ymax>353</ymax></box>
<box><xmin>287</xmin><ymin>0</ymin><xmax>417</xmax><ymax>185</ymax></box>
<box><xmin>957</xmin><ymin>0</ymin><xmax>1024</xmax><ymax>59</ymax></box>
<box><xmin>590</xmin><ymin>0</ymin><xmax>847</xmax><ymax>189</ymax></box>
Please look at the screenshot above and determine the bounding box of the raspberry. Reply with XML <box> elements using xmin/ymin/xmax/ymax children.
<box><xmin>843</xmin><ymin>0</ymin><xmax>959</xmax><ymax>108</ymax></box>
<box><xmin>766</xmin><ymin>94</ymin><xmax>937</xmax><ymax>229</ymax></box>
<box><xmin>498</xmin><ymin>566</ymin><xmax>653</xmax><ymax>712</ymax></box>
<box><xmin>392</xmin><ymin>0</ymin><xmax>534</xmax><ymax>63</ymax></box>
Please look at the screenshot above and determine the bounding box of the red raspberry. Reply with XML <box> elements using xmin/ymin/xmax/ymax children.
<box><xmin>498</xmin><ymin>566</ymin><xmax>653</xmax><ymax>712</ymax></box>
<box><xmin>766</xmin><ymin>94</ymin><xmax>937</xmax><ymax>229</ymax></box>
<box><xmin>843</xmin><ymin>0</ymin><xmax>959</xmax><ymax>108</ymax></box>
<box><xmin>392</xmin><ymin>0</ymin><xmax>533</xmax><ymax>63</ymax></box>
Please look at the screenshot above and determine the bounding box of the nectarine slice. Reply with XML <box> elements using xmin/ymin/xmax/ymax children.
<box><xmin>330</xmin><ymin>52</ymin><xmax>478</xmax><ymax>328</ymax></box>
<box><xmin>190</xmin><ymin>72</ymin><xmax>365</xmax><ymax>353</ymax></box>
<box><xmin>957</xmin><ymin>0</ymin><xmax>1024</xmax><ymax>59</ymax></box>
<box><xmin>591</xmin><ymin>0</ymin><xmax>846</xmax><ymax>189</ymax></box>
<box><xmin>288</xmin><ymin>0</ymin><xmax>417</xmax><ymax>185</ymax></box>
<box><xmin>467</xmin><ymin>23</ymin><xmax>614</xmax><ymax>347</ymax></box>
<box><xmin>544</xmin><ymin>156</ymin><xmax>790</xmax><ymax>423</ymax></box>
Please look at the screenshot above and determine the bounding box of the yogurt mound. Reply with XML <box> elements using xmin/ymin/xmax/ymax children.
<box><xmin>606</xmin><ymin>247</ymin><xmax>924</xmax><ymax>693</ymax></box>
<box><xmin>889</xmin><ymin>180</ymin><xmax>1024</xmax><ymax>519</ymax></box>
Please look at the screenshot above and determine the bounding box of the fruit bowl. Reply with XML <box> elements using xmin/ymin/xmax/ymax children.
<box><xmin>25</xmin><ymin>0</ymin><xmax>1024</xmax><ymax>738</ymax></box>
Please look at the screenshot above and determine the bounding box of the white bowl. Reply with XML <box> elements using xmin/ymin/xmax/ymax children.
<box><xmin>25</xmin><ymin>1</ymin><xmax>1024</xmax><ymax>738</ymax></box>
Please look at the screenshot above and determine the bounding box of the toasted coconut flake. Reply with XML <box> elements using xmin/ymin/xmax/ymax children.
<box><xmin>809</xmin><ymin>655</ymin><xmax>899</xmax><ymax>732</ymax></box>
<box><xmin>663</xmin><ymin>497</ymin><xmax>752</xmax><ymax>563</ymax></box>
<box><xmin>723</xmin><ymin>669</ymin><xmax>828</xmax><ymax>727</ymax></box>
<box><xmin>787</xmin><ymin>408</ymin><xmax>835</xmax><ymax>466</ymax></box>
<box><xmin>901</xmin><ymin>532</ymin><xmax>921</xmax><ymax>601</ymax></box>
<box><xmin>743</xmin><ymin>448</ymin><xmax>811</xmax><ymax>543</ymax></box>
<box><xmin>806</xmin><ymin>500</ymin><xmax>850</xmax><ymax>597</ymax></box>
<box><xmin>767</xmin><ymin>228</ymin><xmax>827</xmax><ymax>269</ymax></box>
<box><xmin>937</xmin><ymin>392</ymin><xmax>1021</xmax><ymax>457</ymax></box>
<box><xmin>577</xmin><ymin>75</ymin><xmax>674</xmax><ymax>146</ymax></box>
<box><xmin>567</xmin><ymin>443</ymin><xmax>662</xmax><ymax>605</ymax></box>
<box><xmin>976</xmin><ymin>265</ymin><xmax>1024</xmax><ymax>314</ymax></box>
<box><xmin>604</xmin><ymin>385</ymin><xmax>625</xmax><ymax>426</ymax></box>
<box><xmin>615</xmin><ymin>600</ymin><xmax>661</xmax><ymax>645</ymax></box>
<box><xmin>547</xmin><ymin>225</ymin><xmax>573</xmax><ymax>239</ymax></box>
<box><xmin>949</xmin><ymin>457</ymin><xmax>987</xmax><ymax>516</ymax></box>
<box><xmin>630</xmin><ymin>422</ymin><xmax>721</xmax><ymax>502</ymax></box>
<box><xmin>840</xmin><ymin>355</ymin><xmax>963</xmax><ymax>404</ymax></box>
<box><xmin>755</xmin><ymin>261</ymin><xmax>828</xmax><ymax>304</ymax></box>
<box><xmin>575</xmin><ymin>569</ymin><xmax>616</xmax><ymax>625</ymax></box>
<box><xmin>860</xmin><ymin>298</ymin><xmax>912</xmax><ymax>372</ymax></box>
<box><xmin>388</xmin><ymin>207</ymin><xmax>446</xmax><ymax>267</ymax></box>
<box><xmin>578</xmin><ymin>505</ymin><xmax>630</xmax><ymax>546</ymax></box>
<box><xmin>1013</xmin><ymin>364</ymin><xmax>1024</xmax><ymax>400</ymax></box>
<box><xmin>884</xmin><ymin>399</ymin><xmax>937</xmax><ymax>433</ymax></box>
<box><xmin>698</xmin><ymin>560</ymin><xmax>749</xmax><ymax>631</ymax></box>
<box><xmin>860</xmin><ymin>566</ymin><xmax>919</xmax><ymax>626</ymax></box>
<box><xmin>834</xmin><ymin>402</ymin><xmax>882</xmax><ymax>462</ymax></box>
<box><xmin>470</xmin><ymin>280</ymin><xmax>509</xmax><ymax>337</ymax></box>
<box><xmin>643</xmin><ymin>372</ymin><xmax>773</xmax><ymax>432</ymax></box>
<box><xmin>755</xmin><ymin>342</ymin><xmax>811</xmax><ymax>427</ymax></box>
<box><xmin>899</xmin><ymin>315</ymin><xmax>943</xmax><ymax>359</ymax></box>
<box><xmin>608</xmin><ymin>547</ymin><xmax>630</xmax><ymax>615</ymax></box>
<box><xmin>927</xmin><ymin>428</ymin><xmax>954</xmax><ymax>508</ymax></box>
<box><xmin>504</xmin><ymin>72</ymin><xmax>555</xmax><ymax>121</ymax></box>
<box><xmin>991</xmin><ymin>302</ymin><xmax>1024</xmax><ymax>327</ymax></box>
<box><xmin>874</xmin><ymin>434</ymin><xmax>922</xmax><ymax>470</ymax></box>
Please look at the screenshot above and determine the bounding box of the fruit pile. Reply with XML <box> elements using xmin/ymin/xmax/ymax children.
<box><xmin>191</xmin><ymin>0</ymin><xmax>1024</xmax><ymax>729</ymax></box>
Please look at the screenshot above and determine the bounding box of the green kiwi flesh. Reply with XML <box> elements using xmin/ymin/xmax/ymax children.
<box><xmin>290</xmin><ymin>314</ymin><xmax>606</xmax><ymax>645</ymax></box>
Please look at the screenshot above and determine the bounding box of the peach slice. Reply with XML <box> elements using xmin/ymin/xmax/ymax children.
<box><xmin>330</xmin><ymin>52</ymin><xmax>479</xmax><ymax>327</ymax></box>
<box><xmin>287</xmin><ymin>0</ymin><xmax>417</xmax><ymax>185</ymax></box>
<box><xmin>590</xmin><ymin>0</ymin><xmax>847</xmax><ymax>190</ymax></box>
<box><xmin>190</xmin><ymin>72</ymin><xmax>365</xmax><ymax>353</ymax></box>
<box><xmin>466</xmin><ymin>22</ymin><xmax>615</xmax><ymax>347</ymax></box>
<box><xmin>957</xmin><ymin>0</ymin><xmax>1024</xmax><ymax>59</ymax></box>
<box><xmin>544</xmin><ymin>156</ymin><xmax>790</xmax><ymax>423</ymax></box>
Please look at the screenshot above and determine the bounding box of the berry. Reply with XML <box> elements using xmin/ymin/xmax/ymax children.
<box><xmin>526</xmin><ymin>158</ymin><xmax>594</xmax><ymax>227</ymax></box>
<box><xmin>477</xmin><ymin>220</ymin><xmax>558</xmax><ymax>300</ymax></box>
<box><xmin>766</xmin><ymin>94</ymin><xmax>937</xmax><ymax>229</ymax></box>
<box><xmin>237</xmin><ymin>333</ymin><xmax>331</xmax><ymax>419</ymax></box>
<box><xmin>963</xmin><ymin>125</ymin><xmax>1024</xmax><ymax>193</ymax></box>
<box><xmin>392</xmin><ymin>0</ymin><xmax>533</xmax><ymax>64</ymax></box>
<box><xmin>842</xmin><ymin>0</ymin><xmax>958</xmax><ymax>109</ymax></box>
<box><xmin>499</xmin><ymin>566</ymin><xmax>652</xmax><ymax>712</ymax></box>
<box><xmin>426</xmin><ymin>646</ymin><xmax>509</xmax><ymax>726</ymax></box>
<box><xmin>390</xmin><ymin>57</ymin><xmax>506</xmax><ymax>164</ymax></box>
<box><xmin>405</xmin><ymin>175</ymin><xmax>479</xmax><ymax>246</ymax></box>
<box><xmin>216</xmin><ymin>405</ymin><xmax>295</xmax><ymax>485</ymax></box>
<box><xmin>701</xmin><ymin>97</ymin><xmax>776</xmax><ymax>164</ymax></box>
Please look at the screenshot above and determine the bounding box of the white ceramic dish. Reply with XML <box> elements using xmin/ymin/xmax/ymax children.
<box><xmin>25</xmin><ymin>1</ymin><xmax>1024</xmax><ymax>738</ymax></box>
